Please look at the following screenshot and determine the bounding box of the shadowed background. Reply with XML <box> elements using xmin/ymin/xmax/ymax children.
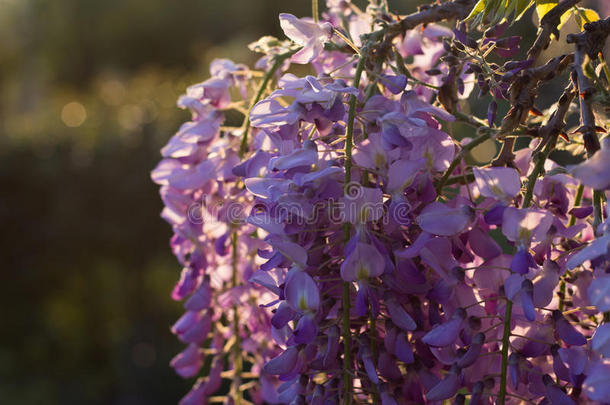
<box><xmin>0</xmin><ymin>0</ymin><xmax>603</xmax><ymax>404</ymax></box>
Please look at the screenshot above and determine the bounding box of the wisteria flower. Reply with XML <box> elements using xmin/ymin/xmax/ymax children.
<box><xmin>279</xmin><ymin>13</ymin><xmax>332</xmax><ymax>64</ymax></box>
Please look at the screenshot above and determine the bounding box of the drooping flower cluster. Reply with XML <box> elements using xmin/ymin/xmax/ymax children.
<box><xmin>153</xmin><ymin>1</ymin><xmax>610</xmax><ymax>404</ymax></box>
<box><xmin>152</xmin><ymin>59</ymin><xmax>285</xmax><ymax>404</ymax></box>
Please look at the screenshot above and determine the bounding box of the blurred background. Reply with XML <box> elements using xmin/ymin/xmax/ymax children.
<box><xmin>0</xmin><ymin>1</ymin><xmax>605</xmax><ymax>404</ymax></box>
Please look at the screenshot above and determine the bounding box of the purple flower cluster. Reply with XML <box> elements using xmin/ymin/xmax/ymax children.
<box><xmin>152</xmin><ymin>1</ymin><xmax>610</xmax><ymax>404</ymax></box>
<box><xmin>152</xmin><ymin>59</ymin><xmax>284</xmax><ymax>404</ymax></box>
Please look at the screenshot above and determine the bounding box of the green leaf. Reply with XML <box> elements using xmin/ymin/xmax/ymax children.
<box><xmin>535</xmin><ymin>0</ymin><xmax>557</xmax><ymax>21</ymax></box>
<box><xmin>466</xmin><ymin>0</ymin><xmax>533</xmax><ymax>26</ymax></box>
<box><xmin>504</xmin><ymin>0</ymin><xmax>516</xmax><ymax>20</ymax></box>
<box><xmin>584</xmin><ymin>60</ymin><xmax>597</xmax><ymax>80</ymax></box>
<box><xmin>465</xmin><ymin>0</ymin><xmax>488</xmax><ymax>21</ymax></box>
<box><xmin>557</xmin><ymin>8</ymin><xmax>573</xmax><ymax>31</ymax></box>
<box><xmin>535</xmin><ymin>0</ymin><xmax>573</xmax><ymax>38</ymax></box>
<box><xmin>487</xmin><ymin>0</ymin><xmax>505</xmax><ymax>25</ymax></box>
<box><xmin>574</xmin><ymin>7</ymin><xmax>600</xmax><ymax>31</ymax></box>
<box><xmin>513</xmin><ymin>0</ymin><xmax>535</xmax><ymax>22</ymax></box>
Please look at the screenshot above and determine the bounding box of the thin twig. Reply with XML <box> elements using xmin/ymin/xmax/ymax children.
<box><xmin>492</xmin><ymin>54</ymin><xmax>574</xmax><ymax>167</ymax></box>
<box><xmin>522</xmin><ymin>84</ymin><xmax>576</xmax><ymax>207</ymax></box>
<box><xmin>362</xmin><ymin>0</ymin><xmax>477</xmax><ymax>48</ymax></box>
<box><xmin>239</xmin><ymin>51</ymin><xmax>294</xmax><ymax>157</ymax></box>
<box><xmin>436</xmin><ymin>132</ymin><xmax>492</xmax><ymax>193</ymax></box>
<box><xmin>497</xmin><ymin>299</ymin><xmax>513</xmax><ymax>405</ymax></box>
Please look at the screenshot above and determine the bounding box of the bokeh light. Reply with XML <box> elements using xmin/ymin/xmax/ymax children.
<box><xmin>61</xmin><ymin>102</ymin><xmax>87</xmax><ymax>127</ymax></box>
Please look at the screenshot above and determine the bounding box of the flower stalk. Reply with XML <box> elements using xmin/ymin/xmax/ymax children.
<box><xmin>239</xmin><ymin>51</ymin><xmax>294</xmax><ymax>157</ymax></box>
<box><xmin>342</xmin><ymin>54</ymin><xmax>366</xmax><ymax>405</ymax></box>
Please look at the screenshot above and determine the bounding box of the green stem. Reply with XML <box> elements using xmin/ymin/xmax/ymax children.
<box><xmin>369</xmin><ymin>307</ymin><xmax>380</xmax><ymax>404</ymax></box>
<box><xmin>231</xmin><ymin>52</ymin><xmax>287</xmax><ymax>399</ymax></box>
<box><xmin>312</xmin><ymin>0</ymin><xmax>319</xmax><ymax>23</ymax></box>
<box><xmin>593</xmin><ymin>190</ymin><xmax>604</xmax><ymax>229</ymax></box>
<box><xmin>445</xmin><ymin>173</ymin><xmax>475</xmax><ymax>186</ymax></box>
<box><xmin>558</xmin><ymin>275</ymin><xmax>568</xmax><ymax>312</ymax></box>
<box><xmin>369</xmin><ymin>309</ymin><xmax>378</xmax><ymax>363</ymax></box>
<box><xmin>498</xmin><ymin>135</ymin><xmax>559</xmax><ymax>405</ymax></box>
<box><xmin>436</xmin><ymin>132</ymin><xmax>492</xmax><ymax>194</ymax></box>
<box><xmin>239</xmin><ymin>52</ymin><xmax>293</xmax><ymax>157</ymax></box>
<box><xmin>341</xmin><ymin>283</ymin><xmax>352</xmax><ymax>404</ymax></box>
<box><xmin>333</xmin><ymin>28</ymin><xmax>361</xmax><ymax>55</ymax></box>
<box><xmin>342</xmin><ymin>55</ymin><xmax>366</xmax><ymax>405</ymax></box>
<box><xmin>568</xmin><ymin>184</ymin><xmax>585</xmax><ymax>227</ymax></box>
<box><xmin>343</xmin><ymin>55</ymin><xmax>366</xmax><ymax>219</ymax></box>
<box><xmin>231</xmin><ymin>232</ymin><xmax>243</xmax><ymax>405</ymax></box>
<box><xmin>497</xmin><ymin>300</ymin><xmax>513</xmax><ymax>405</ymax></box>
<box><xmin>522</xmin><ymin>135</ymin><xmax>558</xmax><ymax>208</ymax></box>
<box><xmin>453</xmin><ymin>110</ymin><xmax>490</xmax><ymax>128</ymax></box>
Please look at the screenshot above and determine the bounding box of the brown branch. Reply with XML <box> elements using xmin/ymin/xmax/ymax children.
<box><xmin>567</xmin><ymin>17</ymin><xmax>610</xmax><ymax>230</ymax></box>
<box><xmin>495</xmin><ymin>0</ymin><xmax>586</xmax><ymax>168</ymax></box>
<box><xmin>361</xmin><ymin>0</ymin><xmax>477</xmax><ymax>49</ymax></box>
<box><xmin>395</xmin><ymin>0</ymin><xmax>477</xmax><ymax>35</ymax></box>
<box><xmin>522</xmin><ymin>84</ymin><xmax>576</xmax><ymax>207</ymax></box>
<box><xmin>530</xmin><ymin>53</ymin><xmax>576</xmax><ymax>81</ymax></box>
<box><xmin>567</xmin><ymin>16</ymin><xmax>610</xmax><ymax>157</ymax></box>
<box><xmin>535</xmin><ymin>84</ymin><xmax>577</xmax><ymax>153</ymax></box>
<box><xmin>492</xmin><ymin>137</ymin><xmax>516</xmax><ymax>167</ymax></box>
<box><xmin>492</xmin><ymin>54</ymin><xmax>574</xmax><ymax>167</ymax></box>
<box><xmin>567</xmin><ymin>17</ymin><xmax>610</xmax><ymax>59</ymax></box>
<box><xmin>527</xmin><ymin>0</ymin><xmax>581</xmax><ymax>62</ymax></box>
<box><xmin>570</xmin><ymin>62</ymin><xmax>596</xmax><ymax>156</ymax></box>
